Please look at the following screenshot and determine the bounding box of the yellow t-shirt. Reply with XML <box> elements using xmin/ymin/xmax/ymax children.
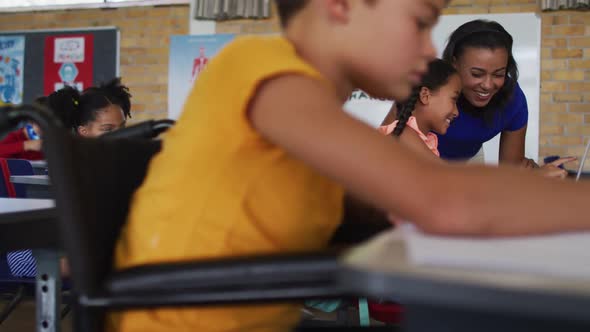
<box><xmin>111</xmin><ymin>36</ymin><xmax>344</xmax><ymax>332</ymax></box>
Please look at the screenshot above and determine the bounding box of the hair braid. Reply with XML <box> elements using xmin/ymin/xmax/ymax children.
<box><xmin>392</xmin><ymin>88</ymin><xmax>420</xmax><ymax>137</ymax></box>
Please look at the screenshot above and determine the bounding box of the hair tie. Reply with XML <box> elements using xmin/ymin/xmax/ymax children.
<box><xmin>73</xmin><ymin>99</ymin><xmax>79</xmax><ymax>106</ymax></box>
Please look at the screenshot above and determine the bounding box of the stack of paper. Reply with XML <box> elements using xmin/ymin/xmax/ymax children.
<box><xmin>402</xmin><ymin>224</ymin><xmax>590</xmax><ymax>279</ymax></box>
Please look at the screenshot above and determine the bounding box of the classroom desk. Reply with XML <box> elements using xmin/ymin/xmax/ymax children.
<box><xmin>10</xmin><ymin>175</ymin><xmax>50</xmax><ymax>186</ymax></box>
<box><xmin>0</xmin><ymin>198</ymin><xmax>61</xmax><ymax>332</ymax></box>
<box><xmin>4</xmin><ymin>203</ymin><xmax>590</xmax><ymax>332</ymax></box>
<box><xmin>0</xmin><ymin>197</ymin><xmax>57</xmax><ymax>249</ymax></box>
<box><xmin>10</xmin><ymin>175</ymin><xmax>51</xmax><ymax>199</ymax></box>
<box><xmin>29</xmin><ymin>160</ymin><xmax>48</xmax><ymax>175</ymax></box>
<box><xmin>567</xmin><ymin>169</ymin><xmax>590</xmax><ymax>180</ymax></box>
<box><xmin>340</xmin><ymin>230</ymin><xmax>590</xmax><ymax>332</ymax></box>
<box><xmin>0</xmin><ymin>197</ymin><xmax>53</xmax><ymax>211</ymax></box>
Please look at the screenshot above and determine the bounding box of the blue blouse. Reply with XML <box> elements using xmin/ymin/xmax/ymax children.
<box><xmin>437</xmin><ymin>83</ymin><xmax>528</xmax><ymax>161</ymax></box>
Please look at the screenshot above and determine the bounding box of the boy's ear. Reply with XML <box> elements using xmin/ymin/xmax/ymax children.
<box><xmin>324</xmin><ymin>0</ymin><xmax>352</xmax><ymax>23</ymax></box>
<box><xmin>77</xmin><ymin>125</ymin><xmax>89</xmax><ymax>137</ymax></box>
<box><xmin>419</xmin><ymin>87</ymin><xmax>431</xmax><ymax>105</ymax></box>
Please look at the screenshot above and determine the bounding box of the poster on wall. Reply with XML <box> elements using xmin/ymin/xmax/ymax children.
<box><xmin>344</xmin><ymin>90</ymin><xmax>393</xmax><ymax>128</ymax></box>
<box><xmin>0</xmin><ymin>36</ymin><xmax>25</xmax><ymax>105</ymax></box>
<box><xmin>43</xmin><ymin>34</ymin><xmax>94</xmax><ymax>95</ymax></box>
<box><xmin>168</xmin><ymin>34</ymin><xmax>235</xmax><ymax>119</ymax></box>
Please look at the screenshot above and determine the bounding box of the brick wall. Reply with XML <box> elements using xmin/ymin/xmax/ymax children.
<box><xmin>0</xmin><ymin>5</ymin><xmax>188</xmax><ymax>123</ymax></box>
<box><xmin>0</xmin><ymin>2</ymin><xmax>589</xmax><ymax>167</ymax></box>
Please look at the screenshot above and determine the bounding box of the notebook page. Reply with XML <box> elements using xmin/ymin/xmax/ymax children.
<box><xmin>402</xmin><ymin>224</ymin><xmax>590</xmax><ymax>280</ymax></box>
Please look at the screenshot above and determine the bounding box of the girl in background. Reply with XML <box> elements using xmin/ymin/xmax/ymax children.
<box><xmin>0</xmin><ymin>78</ymin><xmax>131</xmax><ymax>160</ymax></box>
<box><xmin>72</xmin><ymin>77</ymin><xmax>131</xmax><ymax>137</ymax></box>
<box><xmin>380</xmin><ymin>59</ymin><xmax>460</xmax><ymax>161</ymax></box>
<box><xmin>5</xmin><ymin>78</ymin><xmax>133</xmax><ymax>278</ymax></box>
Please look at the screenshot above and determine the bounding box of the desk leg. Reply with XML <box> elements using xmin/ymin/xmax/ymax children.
<box><xmin>33</xmin><ymin>250</ymin><xmax>61</xmax><ymax>332</ymax></box>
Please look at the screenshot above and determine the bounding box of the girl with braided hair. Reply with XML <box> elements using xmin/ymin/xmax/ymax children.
<box><xmin>71</xmin><ymin>77</ymin><xmax>131</xmax><ymax>137</ymax></box>
<box><xmin>0</xmin><ymin>77</ymin><xmax>131</xmax><ymax>162</ymax></box>
<box><xmin>380</xmin><ymin>59</ymin><xmax>460</xmax><ymax>159</ymax></box>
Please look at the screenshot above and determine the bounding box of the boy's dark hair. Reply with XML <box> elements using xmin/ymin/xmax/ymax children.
<box><xmin>43</xmin><ymin>78</ymin><xmax>132</xmax><ymax>131</ymax></box>
<box><xmin>393</xmin><ymin>59</ymin><xmax>457</xmax><ymax>137</ymax></box>
<box><xmin>442</xmin><ymin>19</ymin><xmax>518</xmax><ymax>126</ymax></box>
<box><xmin>275</xmin><ymin>0</ymin><xmax>309</xmax><ymax>27</ymax></box>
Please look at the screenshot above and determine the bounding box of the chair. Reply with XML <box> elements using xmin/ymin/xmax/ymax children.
<box><xmin>0</xmin><ymin>159</ymin><xmax>34</xmax><ymax>324</ymax></box>
<box><xmin>6</xmin><ymin>159</ymin><xmax>35</xmax><ymax>198</ymax></box>
<box><xmin>0</xmin><ymin>252</ymin><xmax>70</xmax><ymax>325</ymax></box>
<box><xmin>0</xmin><ymin>158</ymin><xmax>15</xmax><ymax>197</ymax></box>
<box><xmin>101</xmin><ymin>119</ymin><xmax>175</xmax><ymax>140</ymax></box>
<box><xmin>0</xmin><ymin>253</ymin><xmax>31</xmax><ymax>324</ymax></box>
<box><xmin>0</xmin><ymin>114</ymin><xmax>177</xmax><ymax>329</ymax></box>
<box><xmin>46</xmin><ymin>131</ymin><xmax>344</xmax><ymax>332</ymax></box>
<box><xmin>0</xmin><ymin>158</ymin><xmax>62</xmax><ymax>324</ymax></box>
<box><xmin>1</xmin><ymin>105</ymin><xmax>385</xmax><ymax>332</ymax></box>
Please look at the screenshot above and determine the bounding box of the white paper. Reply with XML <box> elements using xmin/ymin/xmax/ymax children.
<box><xmin>402</xmin><ymin>224</ymin><xmax>590</xmax><ymax>280</ymax></box>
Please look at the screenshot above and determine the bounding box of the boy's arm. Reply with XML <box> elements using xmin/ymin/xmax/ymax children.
<box><xmin>249</xmin><ymin>75</ymin><xmax>590</xmax><ymax>237</ymax></box>
<box><xmin>398</xmin><ymin>128</ymin><xmax>442</xmax><ymax>164</ymax></box>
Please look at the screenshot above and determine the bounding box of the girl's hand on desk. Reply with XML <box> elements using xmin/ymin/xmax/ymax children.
<box><xmin>538</xmin><ymin>157</ymin><xmax>576</xmax><ymax>179</ymax></box>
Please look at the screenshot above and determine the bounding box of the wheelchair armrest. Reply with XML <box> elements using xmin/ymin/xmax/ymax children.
<box><xmin>92</xmin><ymin>252</ymin><xmax>346</xmax><ymax>309</ymax></box>
<box><xmin>107</xmin><ymin>251</ymin><xmax>340</xmax><ymax>293</ymax></box>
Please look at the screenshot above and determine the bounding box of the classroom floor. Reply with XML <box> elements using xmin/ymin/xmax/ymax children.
<box><xmin>0</xmin><ymin>300</ymin><xmax>387</xmax><ymax>331</ymax></box>
<box><xmin>0</xmin><ymin>299</ymin><xmax>72</xmax><ymax>332</ymax></box>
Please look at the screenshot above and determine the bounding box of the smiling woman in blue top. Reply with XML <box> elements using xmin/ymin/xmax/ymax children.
<box><xmin>438</xmin><ymin>20</ymin><xmax>533</xmax><ymax>165</ymax></box>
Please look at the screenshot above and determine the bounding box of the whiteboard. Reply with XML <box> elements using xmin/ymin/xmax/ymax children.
<box><xmin>344</xmin><ymin>13</ymin><xmax>541</xmax><ymax>164</ymax></box>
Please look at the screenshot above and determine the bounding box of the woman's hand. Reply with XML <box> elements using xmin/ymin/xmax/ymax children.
<box><xmin>537</xmin><ymin>157</ymin><xmax>576</xmax><ymax>179</ymax></box>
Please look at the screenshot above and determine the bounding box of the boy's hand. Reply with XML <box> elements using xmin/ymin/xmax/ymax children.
<box><xmin>24</xmin><ymin>139</ymin><xmax>43</xmax><ymax>152</ymax></box>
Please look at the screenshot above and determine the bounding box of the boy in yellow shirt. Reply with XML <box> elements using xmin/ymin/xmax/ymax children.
<box><xmin>114</xmin><ymin>0</ymin><xmax>590</xmax><ymax>331</ymax></box>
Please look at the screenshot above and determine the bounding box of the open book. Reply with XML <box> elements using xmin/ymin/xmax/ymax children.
<box><xmin>402</xmin><ymin>224</ymin><xmax>590</xmax><ymax>280</ymax></box>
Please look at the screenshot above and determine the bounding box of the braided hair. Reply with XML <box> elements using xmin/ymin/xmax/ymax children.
<box><xmin>392</xmin><ymin>59</ymin><xmax>458</xmax><ymax>137</ymax></box>
<box><xmin>41</xmin><ymin>78</ymin><xmax>132</xmax><ymax>133</ymax></box>
<box><xmin>392</xmin><ymin>90</ymin><xmax>420</xmax><ymax>136</ymax></box>
<box><xmin>39</xmin><ymin>86</ymin><xmax>81</xmax><ymax>129</ymax></box>
<box><xmin>75</xmin><ymin>77</ymin><xmax>132</xmax><ymax>128</ymax></box>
